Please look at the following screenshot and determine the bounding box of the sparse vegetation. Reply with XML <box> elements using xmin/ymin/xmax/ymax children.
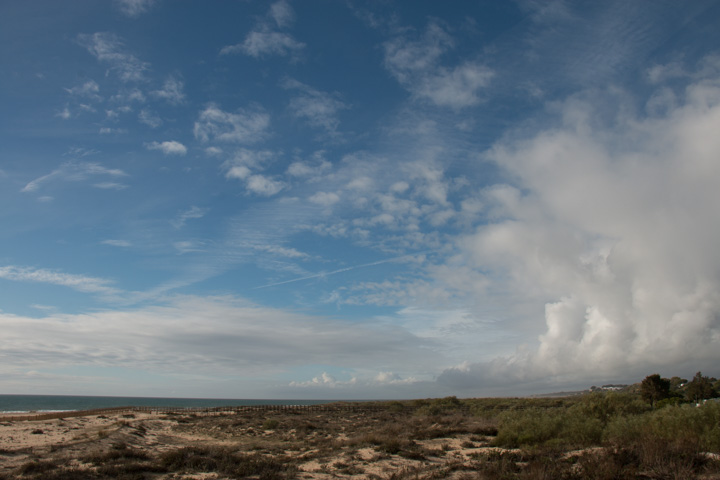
<box><xmin>2</xmin><ymin>375</ymin><xmax>720</xmax><ymax>479</ymax></box>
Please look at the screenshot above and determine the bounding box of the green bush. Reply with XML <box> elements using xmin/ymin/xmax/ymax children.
<box><xmin>604</xmin><ymin>402</ymin><xmax>720</xmax><ymax>452</ymax></box>
<box><xmin>493</xmin><ymin>407</ymin><xmax>603</xmax><ymax>448</ymax></box>
<box><xmin>262</xmin><ymin>418</ymin><xmax>280</xmax><ymax>430</ymax></box>
<box><xmin>570</xmin><ymin>392</ymin><xmax>649</xmax><ymax>424</ymax></box>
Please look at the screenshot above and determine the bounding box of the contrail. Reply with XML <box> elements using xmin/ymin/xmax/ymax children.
<box><xmin>254</xmin><ymin>252</ymin><xmax>430</xmax><ymax>289</ymax></box>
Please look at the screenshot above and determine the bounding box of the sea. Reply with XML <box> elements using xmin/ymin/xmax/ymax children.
<box><xmin>0</xmin><ymin>395</ymin><xmax>333</xmax><ymax>414</ymax></box>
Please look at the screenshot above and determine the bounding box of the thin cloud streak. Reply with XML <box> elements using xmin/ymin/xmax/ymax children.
<box><xmin>255</xmin><ymin>252</ymin><xmax>430</xmax><ymax>289</ymax></box>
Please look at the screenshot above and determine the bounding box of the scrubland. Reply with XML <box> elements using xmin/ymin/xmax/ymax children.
<box><xmin>0</xmin><ymin>394</ymin><xmax>719</xmax><ymax>479</ymax></box>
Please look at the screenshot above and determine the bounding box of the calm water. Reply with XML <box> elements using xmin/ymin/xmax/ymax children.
<box><xmin>0</xmin><ymin>395</ymin><xmax>333</xmax><ymax>413</ymax></box>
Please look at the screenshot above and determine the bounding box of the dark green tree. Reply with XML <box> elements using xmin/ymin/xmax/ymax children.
<box><xmin>669</xmin><ymin>376</ymin><xmax>688</xmax><ymax>392</ymax></box>
<box><xmin>685</xmin><ymin>371</ymin><xmax>718</xmax><ymax>404</ymax></box>
<box><xmin>640</xmin><ymin>374</ymin><xmax>670</xmax><ymax>407</ymax></box>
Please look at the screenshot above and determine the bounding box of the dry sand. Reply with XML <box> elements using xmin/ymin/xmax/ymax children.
<box><xmin>0</xmin><ymin>407</ymin><xmax>503</xmax><ymax>479</ymax></box>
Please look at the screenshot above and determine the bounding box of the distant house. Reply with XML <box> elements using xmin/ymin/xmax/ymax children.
<box><xmin>590</xmin><ymin>384</ymin><xmax>628</xmax><ymax>392</ymax></box>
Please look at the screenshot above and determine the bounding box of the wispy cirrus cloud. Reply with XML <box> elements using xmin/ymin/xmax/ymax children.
<box><xmin>270</xmin><ymin>0</ymin><xmax>294</xmax><ymax>28</ymax></box>
<box><xmin>221</xmin><ymin>29</ymin><xmax>305</xmax><ymax>58</ymax></box>
<box><xmin>194</xmin><ymin>104</ymin><xmax>270</xmax><ymax>144</ymax></box>
<box><xmin>93</xmin><ymin>182</ymin><xmax>129</xmax><ymax>190</ymax></box>
<box><xmin>0</xmin><ymin>265</ymin><xmax>121</xmax><ymax>296</ymax></box>
<box><xmin>21</xmin><ymin>162</ymin><xmax>128</xmax><ymax>193</ymax></box>
<box><xmin>114</xmin><ymin>0</ymin><xmax>157</xmax><ymax>17</ymax></box>
<box><xmin>282</xmin><ymin>78</ymin><xmax>349</xmax><ymax>134</ymax></box>
<box><xmin>64</xmin><ymin>80</ymin><xmax>101</xmax><ymax>100</ymax></box>
<box><xmin>77</xmin><ymin>32</ymin><xmax>148</xmax><ymax>82</ymax></box>
<box><xmin>383</xmin><ymin>21</ymin><xmax>493</xmax><ymax>109</ymax></box>
<box><xmin>220</xmin><ymin>1</ymin><xmax>304</xmax><ymax>59</ymax></box>
<box><xmin>138</xmin><ymin>109</ymin><xmax>162</xmax><ymax>128</ymax></box>
<box><xmin>101</xmin><ymin>239</ymin><xmax>132</xmax><ymax>247</ymax></box>
<box><xmin>171</xmin><ymin>206</ymin><xmax>208</xmax><ymax>229</ymax></box>
<box><xmin>151</xmin><ymin>75</ymin><xmax>185</xmax><ymax>105</ymax></box>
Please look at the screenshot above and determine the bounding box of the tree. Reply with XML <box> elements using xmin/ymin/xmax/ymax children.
<box><xmin>669</xmin><ymin>376</ymin><xmax>688</xmax><ymax>392</ymax></box>
<box><xmin>685</xmin><ymin>371</ymin><xmax>719</xmax><ymax>404</ymax></box>
<box><xmin>640</xmin><ymin>374</ymin><xmax>670</xmax><ymax>408</ymax></box>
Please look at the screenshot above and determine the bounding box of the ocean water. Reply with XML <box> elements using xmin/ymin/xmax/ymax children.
<box><xmin>0</xmin><ymin>395</ymin><xmax>332</xmax><ymax>414</ymax></box>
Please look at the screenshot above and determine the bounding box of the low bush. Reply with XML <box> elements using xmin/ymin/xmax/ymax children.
<box><xmin>605</xmin><ymin>401</ymin><xmax>720</xmax><ymax>452</ymax></box>
<box><xmin>159</xmin><ymin>446</ymin><xmax>296</xmax><ymax>479</ymax></box>
<box><xmin>17</xmin><ymin>460</ymin><xmax>57</xmax><ymax>475</ymax></box>
<box><xmin>493</xmin><ymin>407</ymin><xmax>603</xmax><ymax>448</ymax></box>
<box><xmin>262</xmin><ymin>418</ymin><xmax>280</xmax><ymax>430</ymax></box>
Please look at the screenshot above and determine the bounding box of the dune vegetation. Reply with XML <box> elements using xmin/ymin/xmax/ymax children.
<box><xmin>1</xmin><ymin>375</ymin><xmax>719</xmax><ymax>479</ymax></box>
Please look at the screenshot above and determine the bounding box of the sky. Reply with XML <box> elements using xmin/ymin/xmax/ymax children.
<box><xmin>1</xmin><ymin>0</ymin><xmax>720</xmax><ymax>400</ymax></box>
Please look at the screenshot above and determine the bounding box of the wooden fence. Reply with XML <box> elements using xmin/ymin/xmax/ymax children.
<box><xmin>0</xmin><ymin>403</ymin><xmax>384</xmax><ymax>422</ymax></box>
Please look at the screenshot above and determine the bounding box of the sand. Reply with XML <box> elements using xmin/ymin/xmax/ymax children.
<box><xmin>0</xmin><ymin>407</ymin><xmax>503</xmax><ymax>479</ymax></box>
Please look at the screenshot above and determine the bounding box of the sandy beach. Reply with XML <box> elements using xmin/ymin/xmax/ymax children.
<box><xmin>0</xmin><ymin>405</ymin><xmax>504</xmax><ymax>479</ymax></box>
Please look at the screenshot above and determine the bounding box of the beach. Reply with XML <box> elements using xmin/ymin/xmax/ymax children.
<box><xmin>0</xmin><ymin>404</ymin><xmax>502</xmax><ymax>479</ymax></box>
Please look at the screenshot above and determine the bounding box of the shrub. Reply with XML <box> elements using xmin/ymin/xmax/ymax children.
<box><xmin>605</xmin><ymin>402</ymin><xmax>720</xmax><ymax>452</ymax></box>
<box><xmin>571</xmin><ymin>392</ymin><xmax>649</xmax><ymax>424</ymax></box>
<box><xmin>159</xmin><ymin>446</ymin><xmax>296</xmax><ymax>479</ymax></box>
<box><xmin>17</xmin><ymin>460</ymin><xmax>57</xmax><ymax>475</ymax></box>
<box><xmin>262</xmin><ymin>418</ymin><xmax>280</xmax><ymax>430</ymax></box>
<box><xmin>494</xmin><ymin>406</ymin><xmax>604</xmax><ymax>448</ymax></box>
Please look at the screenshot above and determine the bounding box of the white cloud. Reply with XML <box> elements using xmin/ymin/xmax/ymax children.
<box><xmin>413</xmin><ymin>62</ymin><xmax>494</xmax><ymax>109</ymax></box>
<box><xmin>436</xmin><ymin>65</ymin><xmax>720</xmax><ymax>391</ymax></box>
<box><xmin>205</xmin><ymin>146</ymin><xmax>223</xmax><ymax>156</ymax></box>
<box><xmin>254</xmin><ymin>244</ymin><xmax>308</xmax><ymax>259</ymax></box>
<box><xmin>151</xmin><ymin>75</ymin><xmax>185</xmax><ymax>104</ymax></box>
<box><xmin>138</xmin><ymin>109</ymin><xmax>162</xmax><ymax>128</ymax></box>
<box><xmin>194</xmin><ymin>104</ymin><xmax>270</xmax><ymax>143</ymax></box>
<box><xmin>221</xmin><ymin>29</ymin><xmax>305</xmax><ymax>58</ymax></box>
<box><xmin>282</xmin><ymin>79</ymin><xmax>348</xmax><ymax>133</ymax></box>
<box><xmin>64</xmin><ymin>147</ymin><xmax>100</xmax><ymax>158</ymax></box>
<box><xmin>270</xmin><ymin>0</ymin><xmax>294</xmax><ymax>27</ymax></box>
<box><xmin>64</xmin><ymin>80</ymin><xmax>101</xmax><ymax>99</ymax></box>
<box><xmin>112</xmin><ymin>88</ymin><xmax>145</xmax><ymax>103</ymax></box>
<box><xmin>0</xmin><ymin>296</ymin><xmax>439</xmax><ymax>380</ymax></box>
<box><xmin>374</xmin><ymin>371</ymin><xmax>417</xmax><ymax>385</ymax></box>
<box><xmin>115</xmin><ymin>0</ymin><xmax>156</xmax><ymax>17</ymax></box>
<box><xmin>77</xmin><ymin>32</ymin><xmax>148</xmax><ymax>82</ymax></box>
<box><xmin>171</xmin><ymin>206</ymin><xmax>208</xmax><ymax>229</ymax></box>
<box><xmin>102</xmin><ymin>239</ymin><xmax>132</xmax><ymax>247</ymax></box>
<box><xmin>21</xmin><ymin>162</ymin><xmax>127</xmax><ymax>193</ymax></box>
<box><xmin>246</xmin><ymin>174</ymin><xmax>285</xmax><ymax>196</ymax></box>
<box><xmin>99</xmin><ymin>127</ymin><xmax>128</xmax><ymax>135</ymax></box>
<box><xmin>290</xmin><ymin>372</ymin><xmax>354</xmax><ymax>388</ymax></box>
<box><xmin>226</xmin><ymin>165</ymin><xmax>251</xmax><ymax>180</ymax></box>
<box><xmin>57</xmin><ymin>107</ymin><xmax>72</xmax><ymax>119</ymax></box>
<box><xmin>0</xmin><ymin>265</ymin><xmax>120</xmax><ymax>296</ymax></box>
<box><xmin>286</xmin><ymin>152</ymin><xmax>331</xmax><ymax>178</ymax></box>
<box><xmin>383</xmin><ymin>22</ymin><xmax>493</xmax><ymax>108</ymax></box>
<box><xmin>309</xmin><ymin>191</ymin><xmax>340</xmax><ymax>206</ymax></box>
<box><xmin>93</xmin><ymin>182</ymin><xmax>128</xmax><ymax>190</ymax></box>
<box><xmin>146</xmin><ymin>140</ymin><xmax>187</xmax><ymax>156</ymax></box>
<box><xmin>229</xmin><ymin>148</ymin><xmax>275</xmax><ymax>169</ymax></box>
<box><xmin>174</xmin><ymin>240</ymin><xmax>204</xmax><ymax>254</ymax></box>
<box><xmin>221</xmin><ymin>149</ymin><xmax>284</xmax><ymax>196</ymax></box>
<box><xmin>289</xmin><ymin>370</ymin><xmax>420</xmax><ymax>389</ymax></box>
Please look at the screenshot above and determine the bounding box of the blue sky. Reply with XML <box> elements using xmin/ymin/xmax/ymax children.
<box><xmin>2</xmin><ymin>0</ymin><xmax>720</xmax><ymax>399</ymax></box>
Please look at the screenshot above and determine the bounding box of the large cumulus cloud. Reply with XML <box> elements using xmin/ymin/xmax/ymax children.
<box><xmin>440</xmin><ymin>58</ymin><xmax>720</xmax><ymax>392</ymax></box>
